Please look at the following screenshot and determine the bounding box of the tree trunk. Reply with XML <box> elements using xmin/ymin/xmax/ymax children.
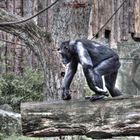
<box><xmin>13</xmin><ymin>0</ymin><xmax>24</xmax><ymax>74</ymax></box>
<box><xmin>50</xmin><ymin>0</ymin><xmax>92</xmax><ymax>100</ymax></box>
<box><xmin>21</xmin><ymin>96</ymin><xmax>140</xmax><ymax>139</ymax></box>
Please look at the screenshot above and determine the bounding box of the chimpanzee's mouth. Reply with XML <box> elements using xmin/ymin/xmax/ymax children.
<box><xmin>62</xmin><ymin>58</ymin><xmax>69</xmax><ymax>65</ymax></box>
<box><xmin>60</xmin><ymin>54</ymin><xmax>70</xmax><ymax>64</ymax></box>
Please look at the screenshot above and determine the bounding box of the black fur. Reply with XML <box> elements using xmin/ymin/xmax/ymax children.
<box><xmin>58</xmin><ymin>39</ymin><xmax>122</xmax><ymax>101</ymax></box>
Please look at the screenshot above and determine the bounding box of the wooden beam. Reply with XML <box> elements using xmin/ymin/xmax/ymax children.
<box><xmin>134</xmin><ymin>0</ymin><xmax>140</xmax><ymax>38</ymax></box>
<box><xmin>21</xmin><ymin>96</ymin><xmax>140</xmax><ymax>139</ymax></box>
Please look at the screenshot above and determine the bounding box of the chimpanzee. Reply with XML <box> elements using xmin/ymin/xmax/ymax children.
<box><xmin>58</xmin><ymin>39</ymin><xmax>122</xmax><ymax>101</ymax></box>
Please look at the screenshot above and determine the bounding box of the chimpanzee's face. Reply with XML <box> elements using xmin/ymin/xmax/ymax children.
<box><xmin>58</xmin><ymin>42</ymin><xmax>72</xmax><ymax>65</ymax></box>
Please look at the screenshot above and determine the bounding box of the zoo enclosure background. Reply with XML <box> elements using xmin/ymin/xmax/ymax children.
<box><xmin>0</xmin><ymin>0</ymin><xmax>140</xmax><ymax>101</ymax></box>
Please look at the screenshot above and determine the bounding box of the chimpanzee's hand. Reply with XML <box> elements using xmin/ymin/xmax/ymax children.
<box><xmin>62</xmin><ymin>89</ymin><xmax>71</xmax><ymax>100</ymax></box>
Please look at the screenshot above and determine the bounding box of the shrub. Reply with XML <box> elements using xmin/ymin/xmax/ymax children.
<box><xmin>0</xmin><ymin>68</ymin><xmax>43</xmax><ymax>112</ymax></box>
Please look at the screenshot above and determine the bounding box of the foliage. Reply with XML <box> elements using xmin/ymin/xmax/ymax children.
<box><xmin>0</xmin><ymin>68</ymin><xmax>44</xmax><ymax>112</ymax></box>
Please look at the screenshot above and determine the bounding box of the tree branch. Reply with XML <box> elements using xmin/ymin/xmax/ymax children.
<box><xmin>0</xmin><ymin>0</ymin><xmax>59</xmax><ymax>25</ymax></box>
<box><xmin>0</xmin><ymin>8</ymin><xmax>48</xmax><ymax>68</ymax></box>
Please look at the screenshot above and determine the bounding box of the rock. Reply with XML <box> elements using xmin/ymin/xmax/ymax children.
<box><xmin>117</xmin><ymin>41</ymin><xmax>140</xmax><ymax>96</ymax></box>
<box><xmin>0</xmin><ymin>104</ymin><xmax>13</xmax><ymax>112</ymax></box>
<box><xmin>0</xmin><ymin>109</ymin><xmax>22</xmax><ymax>136</ymax></box>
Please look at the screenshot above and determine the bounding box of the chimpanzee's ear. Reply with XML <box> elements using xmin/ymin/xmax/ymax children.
<box><xmin>69</xmin><ymin>40</ymin><xmax>76</xmax><ymax>46</ymax></box>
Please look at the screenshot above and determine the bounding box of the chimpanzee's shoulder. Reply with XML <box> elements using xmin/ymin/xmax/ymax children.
<box><xmin>75</xmin><ymin>39</ymin><xmax>106</xmax><ymax>47</ymax></box>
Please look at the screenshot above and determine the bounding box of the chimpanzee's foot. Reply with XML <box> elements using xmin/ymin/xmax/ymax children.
<box><xmin>111</xmin><ymin>88</ymin><xmax>122</xmax><ymax>97</ymax></box>
<box><xmin>85</xmin><ymin>96</ymin><xmax>91</xmax><ymax>100</ymax></box>
<box><xmin>96</xmin><ymin>91</ymin><xmax>109</xmax><ymax>97</ymax></box>
<box><xmin>89</xmin><ymin>94</ymin><xmax>105</xmax><ymax>102</ymax></box>
<box><xmin>62</xmin><ymin>94</ymin><xmax>71</xmax><ymax>100</ymax></box>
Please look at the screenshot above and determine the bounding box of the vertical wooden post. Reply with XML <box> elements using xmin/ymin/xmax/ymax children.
<box><xmin>134</xmin><ymin>0</ymin><xmax>140</xmax><ymax>38</ymax></box>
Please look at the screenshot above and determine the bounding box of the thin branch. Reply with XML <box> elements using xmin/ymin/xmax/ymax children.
<box><xmin>0</xmin><ymin>0</ymin><xmax>60</xmax><ymax>25</ymax></box>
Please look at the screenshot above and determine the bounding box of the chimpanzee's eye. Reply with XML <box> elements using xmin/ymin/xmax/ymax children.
<box><xmin>64</xmin><ymin>45</ymin><xmax>68</xmax><ymax>49</ymax></box>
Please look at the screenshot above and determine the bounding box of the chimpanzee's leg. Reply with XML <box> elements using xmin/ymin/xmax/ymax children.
<box><xmin>84</xmin><ymin>69</ymin><xmax>108</xmax><ymax>94</ymax></box>
<box><xmin>84</xmin><ymin>56</ymin><xmax>121</xmax><ymax>101</ymax></box>
<box><xmin>93</xmin><ymin>56</ymin><xmax>120</xmax><ymax>91</ymax></box>
<box><xmin>105</xmin><ymin>71</ymin><xmax>122</xmax><ymax>97</ymax></box>
<box><xmin>83</xmin><ymin>68</ymin><xmax>108</xmax><ymax>101</ymax></box>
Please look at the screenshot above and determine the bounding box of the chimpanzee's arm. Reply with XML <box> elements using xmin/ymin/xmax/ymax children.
<box><xmin>76</xmin><ymin>42</ymin><xmax>93</xmax><ymax>68</ymax></box>
<box><xmin>62</xmin><ymin>59</ymin><xmax>78</xmax><ymax>100</ymax></box>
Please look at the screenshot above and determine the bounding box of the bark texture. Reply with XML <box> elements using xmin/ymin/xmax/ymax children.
<box><xmin>21</xmin><ymin>96</ymin><xmax>140</xmax><ymax>139</ymax></box>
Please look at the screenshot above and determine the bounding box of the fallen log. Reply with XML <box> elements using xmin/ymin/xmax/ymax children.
<box><xmin>21</xmin><ymin>96</ymin><xmax>140</xmax><ymax>139</ymax></box>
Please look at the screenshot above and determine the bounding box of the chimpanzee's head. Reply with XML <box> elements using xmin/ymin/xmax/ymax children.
<box><xmin>58</xmin><ymin>40</ymin><xmax>76</xmax><ymax>64</ymax></box>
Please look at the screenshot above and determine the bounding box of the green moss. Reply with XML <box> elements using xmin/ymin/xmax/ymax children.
<box><xmin>83</xmin><ymin>85</ymin><xmax>92</xmax><ymax>97</ymax></box>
